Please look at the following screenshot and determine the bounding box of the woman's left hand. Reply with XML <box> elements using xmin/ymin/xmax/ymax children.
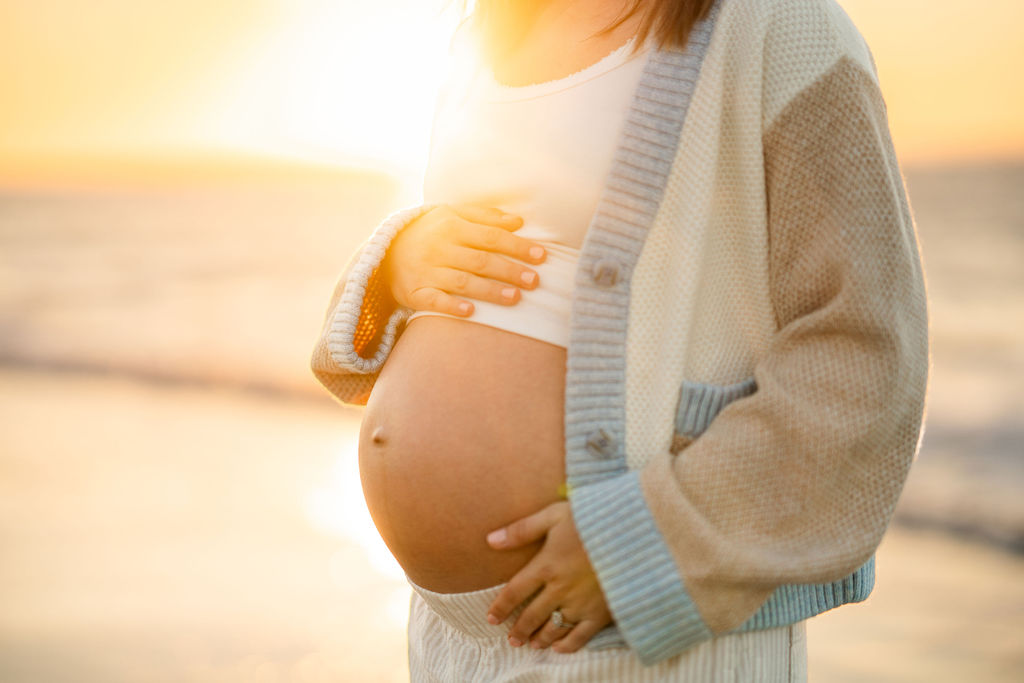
<box><xmin>485</xmin><ymin>501</ymin><xmax>613</xmax><ymax>653</ymax></box>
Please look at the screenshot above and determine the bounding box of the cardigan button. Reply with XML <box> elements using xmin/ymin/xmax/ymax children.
<box><xmin>591</xmin><ymin>258</ymin><xmax>621</xmax><ymax>287</ymax></box>
<box><xmin>586</xmin><ymin>428</ymin><xmax>616</xmax><ymax>458</ymax></box>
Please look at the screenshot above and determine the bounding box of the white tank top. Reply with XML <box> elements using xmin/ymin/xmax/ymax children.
<box><xmin>408</xmin><ymin>32</ymin><xmax>653</xmax><ymax>348</ymax></box>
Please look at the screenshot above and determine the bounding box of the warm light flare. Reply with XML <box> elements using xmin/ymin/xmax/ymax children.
<box><xmin>840</xmin><ymin>0</ymin><xmax>1024</xmax><ymax>163</ymax></box>
<box><xmin>0</xmin><ymin>0</ymin><xmax>461</xmax><ymax>190</ymax></box>
<box><xmin>0</xmin><ymin>1</ymin><xmax>1021</xmax><ymax>186</ymax></box>
<box><xmin>200</xmin><ymin>2</ymin><xmax>461</xmax><ymax>181</ymax></box>
<box><xmin>304</xmin><ymin>440</ymin><xmax>407</xmax><ymax>582</ymax></box>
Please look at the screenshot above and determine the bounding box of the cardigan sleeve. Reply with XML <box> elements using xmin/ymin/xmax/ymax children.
<box><xmin>309</xmin><ymin>203</ymin><xmax>440</xmax><ymax>406</ymax></box>
<box><xmin>310</xmin><ymin>20</ymin><xmax>474</xmax><ymax>406</ymax></box>
<box><xmin>568</xmin><ymin>55</ymin><xmax>929</xmax><ymax>663</ymax></box>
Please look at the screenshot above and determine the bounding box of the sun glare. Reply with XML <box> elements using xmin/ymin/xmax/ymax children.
<box><xmin>202</xmin><ymin>2</ymin><xmax>462</xmax><ymax>190</ymax></box>
<box><xmin>2</xmin><ymin>0</ymin><xmax>1023</xmax><ymax>189</ymax></box>
<box><xmin>305</xmin><ymin>439</ymin><xmax>407</xmax><ymax>583</ymax></box>
<box><xmin>0</xmin><ymin>1</ymin><xmax>463</xmax><ymax>190</ymax></box>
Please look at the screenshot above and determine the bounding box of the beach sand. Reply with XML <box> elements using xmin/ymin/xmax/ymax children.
<box><xmin>0</xmin><ymin>367</ymin><xmax>411</xmax><ymax>683</ymax></box>
<box><xmin>1</xmin><ymin>366</ymin><xmax>1021</xmax><ymax>682</ymax></box>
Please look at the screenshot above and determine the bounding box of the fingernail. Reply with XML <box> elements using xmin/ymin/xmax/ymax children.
<box><xmin>487</xmin><ymin>529</ymin><xmax>506</xmax><ymax>546</ymax></box>
<box><xmin>501</xmin><ymin>287</ymin><xmax>517</xmax><ymax>301</ymax></box>
<box><xmin>508</xmin><ymin>636</ymin><xmax>522</xmax><ymax>648</ymax></box>
<box><xmin>502</xmin><ymin>214</ymin><xmax>521</xmax><ymax>223</ymax></box>
<box><xmin>520</xmin><ymin>271</ymin><xmax>536</xmax><ymax>286</ymax></box>
<box><xmin>529</xmin><ymin>246</ymin><xmax>545</xmax><ymax>260</ymax></box>
<box><xmin>458</xmin><ymin>301</ymin><xmax>471</xmax><ymax>315</ymax></box>
<box><xmin>530</xmin><ymin>640</ymin><xmax>542</xmax><ymax>649</ymax></box>
<box><xmin>486</xmin><ymin>613</ymin><xmax>500</xmax><ymax>625</ymax></box>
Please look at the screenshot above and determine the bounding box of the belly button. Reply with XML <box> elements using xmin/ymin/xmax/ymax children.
<box><xmin>371</xmin><ymin>426</ymin><xmax>387</xmax><ymax>445</ymax></box>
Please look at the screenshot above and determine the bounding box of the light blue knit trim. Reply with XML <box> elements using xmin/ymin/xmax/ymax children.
<box><xmin>674</xmin><ymin>376</ymin><xmax>758</xmax><ymax>438</ymax></box>
<box><xmin>581</xmin><ymin>552</ymin><xmax>875</xmax><ymax>652</ymax></box>
<box><xmin>565</xmin><ymin>0</ymin><xmax>722</xmax><ymax>491</ymax></box>
<box><xmin>734</xmin><ymin>554</ymin><xmax>876</xmax><ymax>632</ymax></box>
<box><xmin>563</xmin><ymin>0</ymin><xmax>724</xmax><ymax>665</ymax></box>
<box><xmin>570</xmin><ymin>471</ymin><xmax>712</xmax><ymax>665</ymax></box>
<box><xmin>325</xmin><ymin>203</ymin><xmax>440</xmax><ymax>373</ymax></box>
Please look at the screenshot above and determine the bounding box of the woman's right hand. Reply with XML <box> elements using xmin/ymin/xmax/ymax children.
<box><xmin>381</xmin><ymin>203</ymin><xmax>547</xmax><ymax>316</ymax></box>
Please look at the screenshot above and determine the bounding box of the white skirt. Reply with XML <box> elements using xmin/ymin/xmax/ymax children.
<box><xmin>407</xmin><ymin>577</ymin><xmax>807</xmax><ymax>682</ymax></box>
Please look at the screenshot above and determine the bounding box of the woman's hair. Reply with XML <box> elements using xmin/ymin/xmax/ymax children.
<box><xmin>448</xmin><ymin>1</ymin><xmax>716</xmax><ymax>66</ymax></box>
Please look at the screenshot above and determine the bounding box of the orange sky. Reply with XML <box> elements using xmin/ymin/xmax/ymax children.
<box><xmin>1</xmin><ymin>0</ymin><xmax>1022</xmax><ymax>187</ymax></box>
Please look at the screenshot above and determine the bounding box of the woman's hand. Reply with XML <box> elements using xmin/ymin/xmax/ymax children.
<box><xmin>382</xmin><ymin>203</ymin><xmax>547</xmax><ymax>316</ymax></box>
<box><xmin>485</xmin><ymin>501</ymin><xmax>613</xmax><ymax>653</ymax></box>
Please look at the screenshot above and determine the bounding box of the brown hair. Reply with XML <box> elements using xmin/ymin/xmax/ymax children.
<box><xmin>448</xmin><ymin>1</ymin><xmax>716</xmax><ymax>68</ymax></box>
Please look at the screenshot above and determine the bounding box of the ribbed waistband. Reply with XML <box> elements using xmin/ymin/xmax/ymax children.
<box><xmin>407</xmin><ymin>576</ymin><xmax>537</xmax><ymax>640</ymax></box>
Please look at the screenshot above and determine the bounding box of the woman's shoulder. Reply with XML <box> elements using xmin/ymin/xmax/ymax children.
<box><xmin>711</xmin><ymin>0</ymin><xmax>877</xmax><ymax>80</ymax></box>
<box><xmin>757</xmin><ymin>0</ymin><xmax>877</xmax><ymax>73</ymax></box>
<box><xmin>727</xmin><ymin>0</ymin><xmax>880</xmax><ymax>128</ymax></box>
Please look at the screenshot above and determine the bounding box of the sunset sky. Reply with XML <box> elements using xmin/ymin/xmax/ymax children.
<box><xmin>2</xmin><ymin>0</ymin><xmax>1022</xmax><ymax>187</ymax></box>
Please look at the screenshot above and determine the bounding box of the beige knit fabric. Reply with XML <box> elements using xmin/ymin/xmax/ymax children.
<box><xmin>310</xmin><ymin>234</ymin><xmax>379</xmax><ymax>406</ymax></box>
<box><xmin>627</xmin><ymin>0</ymin><xmax>929</xmax><ymax>634</ymax></box>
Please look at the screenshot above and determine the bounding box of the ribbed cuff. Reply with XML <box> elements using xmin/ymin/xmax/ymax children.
<box><xmin>674</xmin><ymin>376</ymin><xmax>758</xmax><ymax>438</ymax></box>
<box><xmin>325</xmin><ymin>203</ymin><xmax>439</xmax><ymax>373</ymax></box>
<box><xmin>570</xmin><ymin>471</ymin><xmax>713</xmax><ymax>665</ymax></box>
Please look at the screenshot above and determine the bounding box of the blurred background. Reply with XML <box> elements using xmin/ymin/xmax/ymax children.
<box><xmin>0</xmin><ymin>0</ymin><xmax>1021</xmax><ymax>681</ymax></box>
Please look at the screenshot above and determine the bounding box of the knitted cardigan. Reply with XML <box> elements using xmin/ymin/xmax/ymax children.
<box><xmin>310</xmin><ymin>0</ymin><xmax>930</xmax><ymax>666</ymax></box>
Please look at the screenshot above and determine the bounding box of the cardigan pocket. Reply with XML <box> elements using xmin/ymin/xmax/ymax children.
<box><xmin>671</xmin><ymin>376</ymin><xmax>758</xmax><ymax>454</ymax></box>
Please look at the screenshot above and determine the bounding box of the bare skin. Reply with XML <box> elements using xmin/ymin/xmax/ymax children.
<box><xmin>490</xmin><ymin>0</ymin><xmax>645</xmax><ymax>88</ymax></box>
<box><xmin>358</xmin><ymin>0</ymin><xmax>644</xmax><ymax>653</ymax></box>
<box><xmin>359</xmin><ymin>314</ymin><xmax>567</xmax><ymax>592</ymax></box>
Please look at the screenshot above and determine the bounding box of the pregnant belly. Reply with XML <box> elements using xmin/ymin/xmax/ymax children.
<box><xmin>359</xmin><ymin>314</ymin><xmax>567</xmax><ymax>593</ymax></box>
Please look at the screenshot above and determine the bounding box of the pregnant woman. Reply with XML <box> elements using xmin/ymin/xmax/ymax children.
<box><xmin>311</xmin><ymin>0</ymin><xmax>929</xmax><ymax>680</ymax></box>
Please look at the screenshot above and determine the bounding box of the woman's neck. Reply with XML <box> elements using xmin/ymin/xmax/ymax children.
<box><xmin>491</xmin><ymin>1</ymin><xmax>644</xmax><ymax>87</ymax></box>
